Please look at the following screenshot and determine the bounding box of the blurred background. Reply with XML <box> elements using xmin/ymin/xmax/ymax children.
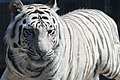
<box><xmin>0</xmin><ymin>0</ymin><xmax>120</xmax><ymax>80</ymax></box>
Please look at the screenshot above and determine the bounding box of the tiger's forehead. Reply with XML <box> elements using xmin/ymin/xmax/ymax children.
<box><xmin>18</xmin><ymin>5</ymin><xmax>48</xmax><ymax>21</ymax></box>
<box><xmin>23</xmin><ymin>4</ymin><xmax>51</xmax><ymax>13</ymax></box>
<box><xmin>13</xmin><ymin>4</ymin><xmax>57</xmax><ymax>29</ymax></box>
<box><xmin>21</xmin><ymin>4</ymin><xmax>53</xmax><ymax>23</ymax></box>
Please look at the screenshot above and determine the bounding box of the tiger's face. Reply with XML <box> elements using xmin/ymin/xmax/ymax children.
<box><xmin>15</xmin><ymin>4</ymin><xmax>59</xmax><ymax>61</ymax></box>
<box><xmin>5</xmin><ymin>0</ymin><xmax>60</xmax><ymax>76</ymax></box>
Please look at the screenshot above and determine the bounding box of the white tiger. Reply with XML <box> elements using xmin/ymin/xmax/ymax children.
<box><xmin>1</xmin><ymin>0</ymin><xmax>120</xmax><ymax>80</ymax></box>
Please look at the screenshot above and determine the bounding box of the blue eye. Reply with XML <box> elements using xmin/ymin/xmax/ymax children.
<box><xmin>23</xmin><ymin>28</ymin><xmax>34</xmax><ymax>37</ymax></box>
<box><xmin>48</xmin><ymin>29</ymin><xmax>55</xmax><ymax>35</ymax></box>
<box><xmin>48</xmin><ymin>30</ymin><xmax>53</xmax><ymax>34</ymax></box>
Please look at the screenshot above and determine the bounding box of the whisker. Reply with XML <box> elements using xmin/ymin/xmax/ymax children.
<box><xmin>10</xmin><ymin>54</ymin><xmax>26</xmax><ymax>60</ymax></box>
<box><xmin>15</xmin><ymin>57</ymin><xmax>26</xmax><ymax>64</ymax></box>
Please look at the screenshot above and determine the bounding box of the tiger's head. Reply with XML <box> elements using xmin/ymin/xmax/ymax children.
<box><xmin>5</xmin><ymin>0</ymin><xmax>61</xmax><ymax>77</ymax></box>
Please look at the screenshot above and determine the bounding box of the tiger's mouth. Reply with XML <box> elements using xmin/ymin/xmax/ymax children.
<box><xmin>27</xmin><ymin>49</ymin><xmax>55</xmax><ymax>62</ymax></box>
<box><xmin>26</xmin><ymin>49</ymin><xmax>55</xmax><ymax>67</ymax></box>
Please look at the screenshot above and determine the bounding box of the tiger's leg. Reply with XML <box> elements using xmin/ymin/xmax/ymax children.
<box><xmin>115</xmin><ymin>78</ymin><xmax>120</xmax><ymax>80</ymax></box>
<box><xmin>99</xmin><ymin>44</ymin><xmax>120</xmax><ymax>80</ymax></box>
<box><xmin>114</xmin><ymin>72</ymin><xmax>120</xmax><ymax>80</ymax></box>
<box><xmin>91</xmin><ymin>74</ymin><xmax>99</xmax><ymax>80</ymax></box>
<box><xmin>86</xmin><ymin>74</ymin><xmax>99</xmax><ymax>80</ymax></box>
<box><xmin>114</xmin><ymin>46</ymin><xmax>120</xmax><ymax>80</ymax></box>
<box><xmin>94</xmin><ymin>75</ymin><xmax>99</xmax><ymax>80</ymax></box>
<box><xmin>0</xmin><ymin>68</ymin><xmax>8</xmax><ymax>80</ymax></box>
<box><xmin>1</xmin><ymin>67</ymin><xmax>27</xmax><ymax>80</ymax></box>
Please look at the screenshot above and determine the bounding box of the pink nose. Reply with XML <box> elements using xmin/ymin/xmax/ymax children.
<box><xmin>38</xmin><ymin>42</ymin><xmax>49</xmax><ymax>53</ymax></box>
<box><xmin>37</xmin><ymin>38</ymin><xmax>52</xmax><ymax>53</ymax></box>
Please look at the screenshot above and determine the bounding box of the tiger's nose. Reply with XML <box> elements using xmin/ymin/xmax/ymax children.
<box><xmin>37</xmin><ymin>38</ymin><xmax>53</xmax><ymax>54</ymax></box>
<box><xmin>38</xmin><ymin>42</ymin><xmax>49</xmax><ymax>53</ymax></box>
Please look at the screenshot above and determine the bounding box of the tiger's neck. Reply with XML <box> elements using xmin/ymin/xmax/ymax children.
<box><xmin>1</xmin><ymin>68</ymin><xmax>29</xmax><ymax>80</ymax></box>
<box><xmin>6</xmin><ymin>45</ymin><xmax>66</xmax><ymax>80</ymax></box>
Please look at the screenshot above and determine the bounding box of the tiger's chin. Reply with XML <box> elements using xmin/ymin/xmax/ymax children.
<box><xmin>24</xmin><ymin>53</ymin><xmax>55</xmax><ymax>77</ymax></box>
<box><xmin>29</xmin><ymin>54</ymin><xmax>54</xmax><ymax>67</ymax></box>
<box><xmin>7</xmin><ymin>47</ymin><xmax>55</xmax><ymax>77</ymax></box>
<box><xmin>27</xmin><ymin>49</ymin><xmax>55</xmax><ymax>66</ymax></box>
<box><xmin>24</xmin><ymin>50</ymin><xmax>55</xmax><ymax>77</ymax></box>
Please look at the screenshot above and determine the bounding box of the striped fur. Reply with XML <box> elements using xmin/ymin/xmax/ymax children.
<box><xmin>1</xmin><ymin>0</ymin><xmax>120</xmax><ymax>80</ymax></box>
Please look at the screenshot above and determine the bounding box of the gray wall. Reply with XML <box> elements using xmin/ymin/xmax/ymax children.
<box><xmin>0</xmin><ymin>3</ymin><xmax>9</xmax><ymax>77</ymax></box>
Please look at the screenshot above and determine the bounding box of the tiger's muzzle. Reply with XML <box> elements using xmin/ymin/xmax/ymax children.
<box><xmin>27</xmin><ymin>38</ymin><xmax>54</xmax><ymax>61</ymax></box>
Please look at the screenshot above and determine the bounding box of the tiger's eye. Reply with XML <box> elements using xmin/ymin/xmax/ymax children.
<box><xmin>23</xmin><ymin>19</ymin><xmax>26</xmax><ymax>24</ymax></box>
<box><xmin>48</xmin><ymin>30</ymin><xmax>52</xmax><ymax>34</ymax></box>
<box><xmin>50</xmin><ymin>25</ymin><xmax>52</xmax><ymax>27</ymax></box>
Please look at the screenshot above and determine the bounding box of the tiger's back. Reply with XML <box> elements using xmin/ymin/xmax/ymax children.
<box><xmin>61</xmin><ymin>9</ymin><xmax>120</xmax><ymax>79</ymax></box>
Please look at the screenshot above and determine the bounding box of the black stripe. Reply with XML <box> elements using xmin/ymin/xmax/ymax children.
<box><xmin>77</xmin><ymin>12</ymin><xmax>105</xmax><ymax>48</ymax></box>
<box><xmin>40</xmin><ymin>8</ymin><xmax>47</xmax><ymax>9</ymax></box>
<box><xmin>112</xmin><ymin>73</ymin><xmax>119</xmax><ymax>79</ymax></box>
<box><xmin>44</xmin><ymin>11</ymin><xmax>50</xmax><ymax>15</ymax></box>
<box><xmin>102</xmin><ymin>37</ymin><xmax>110</xmax><ymax>71</ymax></box>
<box><xmin>112</xmin><ymin>55</ymin><xmax>120</xmax><ymax>78</ymax></box>
<box><xmin>8</xmin><ymin>48</ymin><xmax>25</xmax><ymax>75</ymax></box>
<box><xmin>46</xmin><ymin>60</ymin><xmax>60</xmax><ymax>78</ymax></box>
<box><xmin>64</xmin><ymin>20</ymin><xmax>73</xmax><ymax>64</ymax></box>
<box><xmin>97</xmin><ymin>41</ymin><xmax>102</xmax><ymax>65</ymax></box>
<box><xmin>18</xmin><ymin>25</ymin><xmax>22</xmax><ymax>46</ymax></box>
<box><xmin>27</xmin><ymin>68</ymin><xmax>44</xmax><ymax>78</ymax></box>
<box><xmin>94</xmin><ymin>63</ymin><xmax>99</xmax><ymax>77</ymax></box>
<box><xmin>103</xmin><ymin>69</ymin><xmax>111</xmax><ymax>77</ymax></box>
<box><xmin>66</xmin><ymin>66</ymin><xmax>73</xmax><ymax>80</ymax></box>
<box><xmin>28</xmin><ymin>10</ymin><xmax>45</xmax><ymax>15</ymax></box>
<box><xmin>42</xmin><ymin>16</ymin><xmax>48</xmax><ymax>20</ymax></box>
<box><xmin>11</xmin><ymin>14</ymin><xmax>26</xmax><ymax>39</ymax></box>
<box><xmin>30</xmin><ymin>21</ymin><xmax>36</xmax><ymax>25</ymax></box>
<box><xmin>107</xmin><ymin>71</ymin><xmax>113</xmax><ymax>78</ymax></box>
<box><xmin>29</xmin><ymin>60</ymin><xmax>54</xmax><ymax>78</ymax></box>
<box><xmin>32</xmin><ymin>16</ymin><xmax>37</xmax><ymax>19</ymax></box>
<box><xmin>11</xmin><ymin>20</ymin><xmax>21</xmax><ymax>38</ymax></box>
<box><xmin>13</xmin><ymin>43</ymin><xmax>18</xmax><ymax>48</ymax></box>
<box><xmin>35</xmin><ymin>22</ymin><xmax>40</xmax><ymax>28</ymax></box>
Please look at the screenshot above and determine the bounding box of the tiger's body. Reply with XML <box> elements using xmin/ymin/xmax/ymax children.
<box><xmin>1</xmin><ymin>0</ymin><xmax>120</xmax><ymax>80</ymax></box>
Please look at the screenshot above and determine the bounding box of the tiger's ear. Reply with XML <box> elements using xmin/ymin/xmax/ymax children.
<box><xmin>9</xmin><ymin>0</ymin><xmax>23</xmax><ymax>19</ymax></box>
<box><xmin>46</xmin><ymin>0</ymin><xmax>59</xmax><ymax>12</ymax></box>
